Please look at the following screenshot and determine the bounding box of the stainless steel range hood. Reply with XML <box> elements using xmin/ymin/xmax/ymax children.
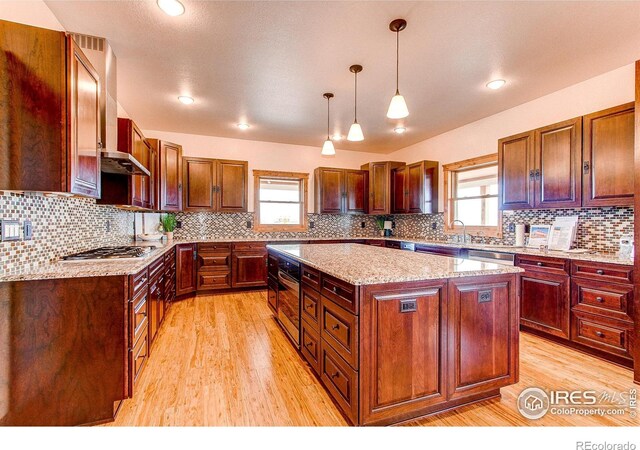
<box><xmin>70</xmin><ymin>33</ymin><xmax>149</xmax><ymax>176</ymax></box>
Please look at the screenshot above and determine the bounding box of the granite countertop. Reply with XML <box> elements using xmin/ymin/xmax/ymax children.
<box><xmin>267</xmin><ymin>243</ymin><xmax>523</xmax><ymax>286</ymax></box>
<box><xmin>1</xmin><ymin>235</ymin><xmax>632</xmax><ymax>283</ymax></box>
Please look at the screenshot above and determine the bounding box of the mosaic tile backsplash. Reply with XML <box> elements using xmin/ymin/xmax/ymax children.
<box><xmin>1</xmin><ymin>187</ymin><xmax>634</xmax><ymax>275</ymax></box>
<box><xmin>1</xmin><ymin>192</ymin><xmax>134</xmax><ymax>274</ymax></box>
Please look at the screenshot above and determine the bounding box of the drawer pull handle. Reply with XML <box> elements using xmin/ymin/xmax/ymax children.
<box><xmin>331</xmin><ymin>372</ymin><xmax>340</xmax><ymax>379</ymax></box>
<box><xmin>596</xmin><ymin>269</ymin><xmax>604</xmax><ymax>275</ymax></box>
<box><xmin>305</xmin><ymin>342</ymin><xmax>313</xmax><ymax>348</ymax></box>
<box><xmin>595</xmin><ymin>331</ymin><xmax>605</xmax><ymax>338</ymax></box>
<box><xmin>595</xmin><ymin>297</ymin><xmax>604</xmax><ymax>303</ymax></box>
<box><xmin>305</xmin><ymin>303</ymin><xmax>314</xmax><ymax>309</ymax></box>
<box><xmin>332</xmin><ymin>324</ymin><xmax>340</xmax><ymax>330</ymax></box>
<box><xmin>332</xmin><ymin>286</ymin><xmax>338</xmax><ymax>293</ymax></box>
<box><xmin>536</xmin><ymin>262</ymin><xmax>543</xmax><ymax>267</ymax></box>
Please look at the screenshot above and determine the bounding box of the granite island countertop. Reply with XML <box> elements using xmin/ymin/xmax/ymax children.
<box><xmin>267</xmin><ymin>243</ymin><xmax>523</xmax><ymax>285</ymax></box>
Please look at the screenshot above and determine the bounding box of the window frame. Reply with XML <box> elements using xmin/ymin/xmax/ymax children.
<box><xmin>253</xmin><ymin>169</ymin><xmax>309</xmax><ymax>232</ymax></box>
<box><xmin>443</xmin><ymin>154</ymin><xmax>502</xmax><ymax>238</ymax></box>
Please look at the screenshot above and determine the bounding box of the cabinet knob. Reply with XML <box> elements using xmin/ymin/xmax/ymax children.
<box><xmin>536</xmin><ymin>262</ymin><xmax>543</xmax><ymax>267</ymax></box>
<box><xmin>332</xmin><ymin>286</ymin><xmax>338</xmax><ymax>293</ymax></box>
<box><xmin>583</xmin><ymin>161</ymin><xmax>590</xmax><ymax>174</ymax></box>
<box><xmin>529</xmin><ymin>170</ymin><xmax>535</xmax><ymax>180</ymax></box>
<box><xmin>305</xmin><ymin>342</ymin><xmax>313</xmax><ymax>348</ymax></box>
<box><xmin>305</xmin><ymin>303</ymin><xmax>313</xmax><ymax>309</ymax></box>
<box><xmin>596</xmin><ymin>269</ymin><xmax>604</xmax><ymax>275</ymax></box>
<box><xmin>595</xmin><ymin>331</ymin><xmax>605</xmax><ymax>338</ymax></box>
<box><xmin>595</xmin><ymin>297</ymin><xmax>604</xmax><ymax>303</ymax></box>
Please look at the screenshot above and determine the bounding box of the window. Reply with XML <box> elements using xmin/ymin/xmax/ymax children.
<box><xmin>443</xmin><ymin>154</ymin><xmax>501</xmax><ymax>237</ymax></box>
<box><xmin>253</xmin><ymin>170</ymin><xmax>309</xmax><ymax>232</ymax></box>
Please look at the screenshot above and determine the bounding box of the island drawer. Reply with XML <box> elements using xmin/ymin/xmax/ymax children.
<box><xmin>516</xmin><ymin>255</ymin><xmax>569</xmax><ymax>275</ymax></box>
<box><xmin>198</xmin><ymin>271</ymin><xmax>231</xmax><ymax>290</ymax></box>
<box><xmin>197</xmin><ymin>252</ymin><xmax>231</xmax><ymax>270</ymax></box>
<box><xmin>130</xmin><ymin>329</ymin><xmax>149</xmax><ymax>389</ymax></box>
<box><xmin>132</xmin><ymin>289</ymin><xmax>149</xmax><ymax>343</ymax></box>
<box><xmin>571</xmin><ymin>278</ymin><xmax>632</xmax><ymax>320</ymax></box>
<box><xmin>130</xmin><ymin>267</ymin><xmax>149</xmax><ymax>298</ymax></box>
<box><xmin>301</xmin><ymin>284</ymin><xmax>320</xmax><ymax>330</ymax></box>
<box><xmin>198</xmin><ymin>242</ymin><xmax>231</xmax><ymax>252</ymax></box>
<box><xmin>570</xmin><ymin>311</ymin><xmax>633</xmax><ymax>359</ymax></box>
<box><xmin>320</xmin><ymin>340</ymin><xmax>358</xmax><ymax>425</ymax></box>
<box><xmin>571</xmin><ymin>261</ymin><xmax>633</xmax><ymax>285</ymax></box>
<box><xmin>321</xmin><ymin>274</ymin><xmax>358</xmax><ymax>314</ymax></box>
<box><xmin>233</xmin><ymin>242</ymin><xmax>266</xmax><ymax>251</ymax></box>
<box><xmin>149</xmin><ymin>256</ymin><xmax>164</xmax><ymax>281</ymax></box>
<box><xmin>300</xmin><ymin>319</ymin><xmax>321</xmax><ymax>375</ymax></box>
<box><xmin>301</xmin><ymin>264</ymin><xmax>321</xmax><ymax>291</ymax></box>
<box><xmin>320</xmin><ymin>296</ymin><xmax>359</xmax><ymax>370</ymax></box>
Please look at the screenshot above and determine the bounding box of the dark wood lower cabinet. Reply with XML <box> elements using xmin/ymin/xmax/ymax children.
<box><xmin>520</xmin><ymin>270</ymin><xmax>570</xmax><ymax>339</ymax></box>
<box><xmin>232</xmin><ymin>251</ymin><xmax>267</xmax><ymax>288</ymax></box>
<box><xmin>176</xmin><ymin>243</ymin><xmax>197</xmax><ymax>296</ymax></box>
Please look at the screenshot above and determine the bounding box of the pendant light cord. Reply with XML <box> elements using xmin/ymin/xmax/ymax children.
<box><xmin>395</xmin><ymin>30</ymin><xmax>400</xmax><ymax>95</ymax></box>
<box><xmin>326</xmin><ymin>96</ymin><xmax>330</xmax><ymax>139</ymax></box>
<box><xmin>354</xmin><ymin>71</ymin><xmax>358</xmax><ymax>122</ymax></box>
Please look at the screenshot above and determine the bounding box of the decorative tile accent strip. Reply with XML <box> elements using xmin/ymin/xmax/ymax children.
<box><xmin>0</xmin><ymin>192</ymin><xmax>134</xmax><ymax>274</ymax></box>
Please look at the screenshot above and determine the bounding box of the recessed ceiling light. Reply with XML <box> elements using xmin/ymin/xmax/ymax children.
<box><xmin>237</xmin><ymin>123</ymin><xmax>250</xmax><ymax>130</ymax></box>
<box><xmin>486</xmin><ymin>79</ymin><xmax>506</xmax><ymax>90</ymax></box>
<box><xmin>178</xmin><ymin>96</ymin><xmax>194</xmax><ymax>105</ymax></box>
<box><xmin>157</xmin><ymin>0</ymin><xmax>185</xmax><ymax>16</ymax></box>
<box><xmin>394</xmin><ymin>126</ymin><xmax>407</xmax><ymax>134</ymax></box>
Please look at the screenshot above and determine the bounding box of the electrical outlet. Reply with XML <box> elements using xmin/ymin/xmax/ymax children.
<box><xmin>508</xmin><ymin>223</ymin><xmax>516</xmax><ymax>232</ymax></box>
<box><xmin>361</xmin><ymin>221</ymin><xmax>366</xmax><ymax>228</ymax></box>
<box><xmin>23</xmin><ymin>220</ymin><xmax>33</xmax><ymax>240</ymax></box>
<box><xmin>391</xmin><ymin>221</ymin><xmax>396</xmax><ymax>229</ymax></box>
<box><xmin>106</xmin><ymin>220</ymin><xmax>111</xmax><ymax>233</ymax></box>
<box><xmin>246</xmin><ymin>221</ymin><xmax>252</xmax><ymax>229</ymax></box>
<box><xmin>309</xmin><ymin>221</ymin><xmax>315</xmax><ymax>229</ymax></box>
<box><xmin>431</xmin><ymin>223</ymin><xmax>437</xmax><ymax>230</ymax></box>
<box><xmin>176</xmin><ymin>221</ymin><xmax>182</xmax><ymax>229</ymax></box>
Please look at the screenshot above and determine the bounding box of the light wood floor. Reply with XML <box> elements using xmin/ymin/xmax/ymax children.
<box><xmin>109</xmin><ymin>291</ymin><xmax>639</xmax><ymax>426</ymax></box>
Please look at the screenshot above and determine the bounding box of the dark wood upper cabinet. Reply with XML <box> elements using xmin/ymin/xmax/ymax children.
<box><xmin>0</xmin><ymin>21</ymin><xmax>101</xmax><ymax>197</ymax></box>
<box><xmin>183</xmin><ymin>157</ymin><xmax>248</xmax><ymax>212</ymax></box>
<box><xmin>361</xmin><ymin>161</ymin><xmax>404</xmax><ymax>214</ymax></box>
<box><xmin>175</xmin><ymin>243</ymin><xmax>197</xmax><ymax>296</ymax></box>
<box><xmin>534</xmin><ymin>117</ymin><xmax>582</xmax><ymax>209</ymax></box>
<box><xmin>498</xmin><ymin>131</ymin><xmax>535</xmax><ymax>210</ymax></box>
<box><xmin>392</xmin><ymin>160</ymin><xmax>439</xmax><ymax>214</ymax></box>
<box><xmin>314</xmin><ymin>167</ymin><xmax>368</xmax><ymax>214</ymax></box>
<box><xmin>99</xmin><ymin>118</ymin><xmax>154</xmax><ymax>209</ymax></box>
<box><xmin>149</xmin><ymin>139</ymin><xmax>183</xmax><ymax>211</ymax></box>
<box><xmin>582</xmin><ymin>102</ymin><xmax>635</xmax><ymax>207</ymax></box>
<box><xmin>217</xmin><ymin>159</ymin><xmax>248</xmax><ymax>212</ymax></box>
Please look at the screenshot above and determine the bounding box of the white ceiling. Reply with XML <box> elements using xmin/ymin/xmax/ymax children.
<box><xmin>45</xmin><ymin>1</ymin><xmax>640</xmax><ymax>153</ymax></box>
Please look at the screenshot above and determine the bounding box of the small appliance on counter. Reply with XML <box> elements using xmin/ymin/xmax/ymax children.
<box><xmin>618</xmin><ymin>235</ymin><xmax>634</xmax><ymax>260</ymax></box>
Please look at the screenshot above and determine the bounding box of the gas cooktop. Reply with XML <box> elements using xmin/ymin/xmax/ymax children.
<box><xmin>62</xmin><ymin>246</ymin><xmax>155</xmax><ymax>261</ymax></box>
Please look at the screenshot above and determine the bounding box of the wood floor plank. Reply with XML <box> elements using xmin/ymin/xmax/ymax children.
<box><xmin>107</xmin><ymin>291</ymin><xmax>638</xmax><ymax>427</ymax></box>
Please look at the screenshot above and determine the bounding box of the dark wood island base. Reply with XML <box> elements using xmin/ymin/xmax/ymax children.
<box><xmin>267</xmin><ymin>245</ymin><xmax>521</xmax><ymax>426</ymax></box>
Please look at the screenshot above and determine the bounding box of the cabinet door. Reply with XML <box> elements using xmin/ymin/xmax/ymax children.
<box><xmin>368</xmin><ymin>162</ymin><xmax>390</xmax><ymax>214</ymax></box>
<box><xmin>175</xmin><ymin>243</ymin><xmax>197</xmax><ymax>296</ymax></box>
<box><xmin>232</xmin><ymin>251</ymin><xmax>267</xmax><ymax>288</ymax></box>
<box><xmin>344</xmin><ymin>169</ymin><xmax>368</xmax><ymax>214</ymax></box>
<box><xmin>498</xmin><ymin>131</ymin><xmax>535</xmax><ymax>210</ymax></box>
<box><xmin>159</xmin><ymin>141</ymin><xmax>183</xmax><ymax>211</ymax></box>
<box><xmin>217</xmin><ymin>159</ymin><xmax>248</xmax><ymax>212</ymax></box>
<box><xmin>359</xmin><ymin>283</ymin><xmax>447</xmax><ymax>425</ymax></box>
<box><xmin>131</xmin><ymin>125</ymin><xmax>151</xmax><ymax>208</ymax></box>
<box><xmin>391</xmin><ymin>165</ymin><xmax>407</xmax><ymax>213</ymax></box>
<box><xmin>534</xmin><ymin>117</ymin><xmax>582</xmax><ymax>208</ymax></box>
<box><xmin>582</xmin><ymin>103</ymin><xmax>634</xmax><ymax>207</ymax></box>
<box><xmin>520</xmin><ymin>270</ymin><xmax>570</xmax><ymax>339</ymax></box>
<box><xmin>183</xmin><ymin>157</ymin><xmax>216</xmax><ymax>211</ymax></box>
<box><xmin>67</xmin><ymin>38</ymin><xmax>101</xmax><ymax>198</ymax></box>
<box><xmin>148</xmin><ymin>276</ymin><xmax>161</xmax><ymax>349</ymax></box>
<box><xmin>447</xmin><ymin>275</ymin><xmax>518</xmax><ymax>400</ymax></box>
<box><xmin>316</xmin><ymin>168</ymin><xmax>345</xmax><ymax>213</ymax></box>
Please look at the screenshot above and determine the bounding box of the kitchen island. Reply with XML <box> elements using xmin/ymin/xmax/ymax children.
<box><xmin>266</xmin><ymin>243</ymin><xmax>523</xmax><ymax>426</ymax></box>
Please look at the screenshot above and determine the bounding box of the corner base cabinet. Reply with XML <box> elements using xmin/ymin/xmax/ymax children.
<box><xmin>267</xmin><ymin>248</ymin><xmax>519</xmax><ymax>426</ymax></box>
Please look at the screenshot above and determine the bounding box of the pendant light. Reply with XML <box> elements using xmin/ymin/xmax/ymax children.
<box><xmin>387</xmin><ymin>19</ymin><xmax>409</xmax><ymax>119</ymax></box>
<box><xmin>321</xmin><ymin>93</ymin><xmax>336</xmax><ymax>156</ymax></box>
<box><xmin>347</xmin><ymin>65</ymin><xmax>364</xmax><ymax>142</ymax></box>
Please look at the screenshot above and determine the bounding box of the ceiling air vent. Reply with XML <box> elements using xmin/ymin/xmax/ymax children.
<box><xmin>70</xmin><ymin>33</ymin><xmax>105</xmax><ymax>52</ymax></box>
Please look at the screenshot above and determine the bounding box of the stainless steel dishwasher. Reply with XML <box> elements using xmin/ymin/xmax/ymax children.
<box><xmin>466</xmin><ymin>249</ymin><xmax>515</xmax><ymax>266</ymax></box>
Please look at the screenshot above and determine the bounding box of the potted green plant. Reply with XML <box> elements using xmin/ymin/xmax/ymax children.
<box><xmin>160</xmin><ymin>213</ymin><xmax>177</xmax><ymax>240</ymax></box>
<box><xmin>374</xmin><ymin>216</ymin><xmax>386</xmax><ymax>237</ymax></box>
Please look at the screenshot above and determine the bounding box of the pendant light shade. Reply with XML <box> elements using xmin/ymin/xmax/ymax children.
<box><xmin>387</xmin><ymin>19</ymin><xmax>409</xmax><ymax>119</ymax></box>
<box><xmin>321</xmin><ymin>93</ymin><xmax>336</xmax><ymax>156</ymax></box>
<box><xmin>347</xmin><ymin>64</ymin><xmax>364</xmax><ymax>142</ymax></box>
<box><xmin>321</xmin><ymin>139</ymin><xmax>336</xmax><ymax>156</ymax></box>
<box><xmin>387</xmin><ymin>93</ymin><xmax>409</xmax><ymax>119</ymax></box>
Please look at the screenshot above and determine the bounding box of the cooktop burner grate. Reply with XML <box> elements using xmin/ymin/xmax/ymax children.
<box><xmin>63</xmin><ymin>246</ymin><xmax>155</xmax><ymax>261</ymax></box>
